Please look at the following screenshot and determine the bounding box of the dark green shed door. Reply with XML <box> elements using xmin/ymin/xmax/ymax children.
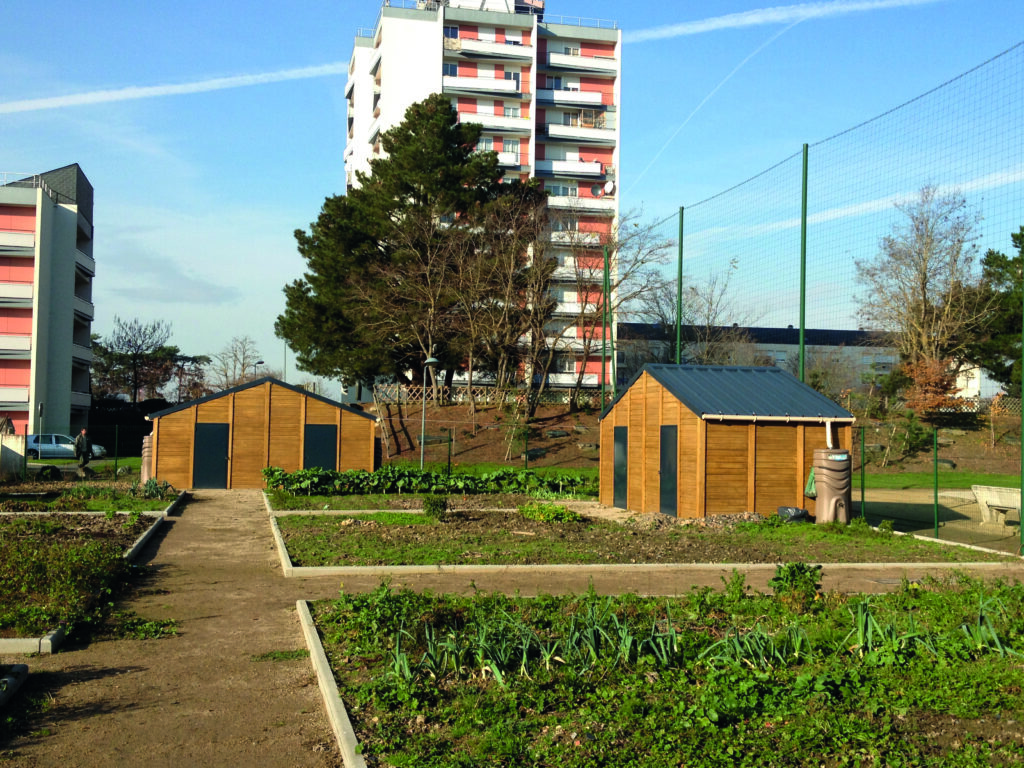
<box><xmin>659</xmin><ymin>425</ymin><xmax>678</xmax><ymax>517</ymax></box>
<box><xmin>613</xmin><ymin>426</ymin><xmax>628</xmax><ymax>509</ymax></box>
<box><xmin>193</xmin><ymin>423</ymin><xmax>229</xmax><ymax>489</ymax></box>
<box><xmin>304</xmin><ymin>424</ymin><xmax>338</xmax><ymax>470</ymax></box>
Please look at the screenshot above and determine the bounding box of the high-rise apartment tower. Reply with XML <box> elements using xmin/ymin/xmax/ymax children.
<box><xmin>345</xmin><ymin>0</ymin><xmax>621</xmax><ymax>387</ymax></box>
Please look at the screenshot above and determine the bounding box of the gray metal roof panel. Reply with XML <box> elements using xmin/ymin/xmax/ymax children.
<box><xmin>613</xmin><ymin>364</ymin><xmax>854</xmax><ymax>421</ymax></box>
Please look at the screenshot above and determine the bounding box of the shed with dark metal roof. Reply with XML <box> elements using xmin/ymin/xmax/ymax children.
<box><xmin>146</xmin><ymin>377</ymin><xmax>379</xmax><ymax>490</ymax></box>
<box><xmin>600</xmin><ymin>365</ymin><xmax>854</xmax><ymax>518</ymax></box>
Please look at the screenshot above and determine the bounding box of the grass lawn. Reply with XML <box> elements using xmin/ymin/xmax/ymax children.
<box><xmin>314</xmin><ymin>577</ymin><xmax>1024</xmax><ymax>767</ymax></box>
<box><xmin>862</xmin><ymin>471</ymin><xmax>1021</xmax><ymax>490</ymax></box>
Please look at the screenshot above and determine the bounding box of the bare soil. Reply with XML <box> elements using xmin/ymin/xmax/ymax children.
<box><xmin>278</xmin><ymin>506</ymin><xmax>1008</xmax><ymax>566</ymax></box>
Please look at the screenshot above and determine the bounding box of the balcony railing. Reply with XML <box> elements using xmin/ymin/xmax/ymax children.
<box><xmin>545</xmin><ymin>122</ymin><xmax>616</xmax><ymax>144</ymax></box>
<box><xmin>536</xmin><ymin>88</ymin><xmax>603</xmax><ymax>106</ymax></box>
<box><xmin>72</xmin><ymin>342</ymin><xmax>93</xmax><ymax>363</ymax></box>
<box><xmin>0</xmin><ymin>334</ymin><xmax>30</xmax><ymax>352</ymax></box>
<box><xmin>547</xmin><ymin>51</ymin><xmax>617</xmax><ymax>74</ymax></box>
<box><xmin>0</xmin><ymin>283</ymin><xmax>32</xmax><ymax>301</ymax></box>
<box><xmin>549</xmin><ymin>230</ymin><xmax>602</xmax><ymax>245</ymax></box>
<box><xmin>459</xmin><ymin>112</ymin><xmax>531</xmax><ymax>133</ymax></box>
<box><xmin>0</xmin><ymin>232</ymin><xmax>34</xmax><ymax>249</ymax></box>
<box><xmin>446</xmin><ymin>37</ymin><xmax>533</xmax><ymax>60</ymax></box>
<box><xmin>536</xmin><ymin>159</ymin><xmax>603</xmax><ymax>176</ymax></box>
<box><xmin>74</xmin><ymin>295</ymin><xmax>94</xmax><ymax>319</ymax></box>
<box><xmin>443</xmin><ymin>75</ymin><xmax>519</xmax><ymax>95</ymax></box>
<box><xmin>0</xmin><ymin>387</ymin><xmax>29</xmax><ymax>403</ymax></box>
<box><xmin>71</xmin><ymin>391</ymin><xmax>91</xmax><ymax>408</ymax></box>
<box><xmin>76</xmin><ymin>249</ymin><xmax>95</xmax><ymax>275</ymax></box>
<box><xmin>547</xmin><ymin>195</ymin><xmax>616</xmax><ymax>212</ymax></box>
<box><xmin>496</xmin><ymin>151</ymin><xmax>523</xmax><ymax>166</ymax></box>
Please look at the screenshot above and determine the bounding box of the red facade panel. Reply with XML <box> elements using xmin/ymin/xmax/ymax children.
<box><xmin>0</xmin><ymin>205</ymin><xmax>35</xmax><ymax>233</ymax></box>
<box><xmin>0</xmin><ymin>360</ymin><xmax>30</xmax><ymax>385</ymax></box>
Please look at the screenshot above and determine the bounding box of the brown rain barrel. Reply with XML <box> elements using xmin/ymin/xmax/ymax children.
<box><xmin>813</xmin><ymin>448</ymin><xmax>851</xmax><ymax>524</ymax></box>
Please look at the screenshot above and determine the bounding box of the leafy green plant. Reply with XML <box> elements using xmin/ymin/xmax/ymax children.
<box><xmin>768</xmin><ymin>562</ymin><xmax>822</xmax><ymax>611</ymax></box>
<box><xmin>104</xmin><ymin>611</ymin><xmax>178</xmax><ymax>640</ymax></box>
<box><xmin>518</xmin><ymin>502</ymin><xmax>581</xmax><ymax>523</ymax></box>
<box><xmin>251</xmin><ymin>649</ymin><xmax>310</xmax><ymax>662</ymax></box>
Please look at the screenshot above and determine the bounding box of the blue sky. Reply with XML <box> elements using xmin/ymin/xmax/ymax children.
<box><xmin>2</xmin><ymin>0</ymin><xmax>1022</xmax><ymax>384</ymax></box>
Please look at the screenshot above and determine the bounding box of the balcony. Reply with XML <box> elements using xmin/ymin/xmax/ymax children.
<box><xmin>0</xmin><ymin>283</ymin><xmax>32</xmax><ymax>302</ymax></box>
<box><xmin>537</xmin><ymin>88</ymin><xmax>603</xmax><ymax>107</ymax></box>
<box><xmin>547</xmin><ymin>52</ymin><xmax>617</xmax><ymax>75</ymax></box>
<box><xmin>496</xmin><ymin>151</ymin><xmax>523</xmax><ymax>167</ymax></box>
<box><xmin>72</xmin><ymin>343</ymin><xmax>93</xmax><ymax>363</ymax></box>
<box><xmin>345</xmin><ymin>78</ymin><xmax>355</xmax><ymax>98</ymax></box>
<box><xmin>71</xmin><ymin>391</ymin><xmax>91</xmax><ymax>408</ymax></box>
<box><xmin>445</xmin><ymin>37</ymin><xmax>533</xmax><ymax>61</ymax></box>
<box><xmin>0</xmin><ymin>232</ymin><xmax>34</xmax><ymax>250</ymax></box>
<box><xmin>0</xmin><ymin>387</ymin><xmax>29</xmax><ymax>404</ymax></box>
<box><xmin>551</xmin><ymin>301</ymin><xmax>601</xmax><ymax>316</ymax></box>
<box><xmin>545</xmin><ymin>122</ymin><xmax>616</xmax><ymax>144</ymax></box>
<box><xmin>74</xmin><ymin>295</ymin><xmax>94</xmax><ymax>320</ymax></box>
<box><xmin>547</xmin><ymin>194</ymin><xmax>616</xmax><ymax>213</ymax></box>
<box><xmin>443</xmin><ymin>75</ymin><xmax>520</xmax><ymax>96</ymax></box>
<box><xmin>76</xmin><ymin>249</ymin><xmax>95</xmax><ymax>276</ymax></box>
<box><xmin>540</xmin><ymin>372</ymin><xmax>601</xmax><ymax>388</ymax></box>
<box><xmin>0</xmin><ymin>334</ymin><xmax>31</xmax><ymax>353</ymax></box>
<box><xmin>535</xmin><ymin>159</ymin><xmax>603</xmax><ymax>176</ymax></box>
<box><xmin>549</xmin><ymin>230</ymin><xmax>602</xmax><ymax>246</ymax></box>
<box><xmin>458</xmin><ymin>112</ymin><xmax>531</xmax><ymax>133</ymax></box>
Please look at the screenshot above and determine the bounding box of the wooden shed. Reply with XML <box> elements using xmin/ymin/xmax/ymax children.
<box><xmin>600</xmin><ymin>365</ymin><xmax>854</xmax><ymax>518</ymax></box>
<box><xmin>147</xmin><ymin>377</ymin><xmax>378</xmax><ymax>489</ymax></box>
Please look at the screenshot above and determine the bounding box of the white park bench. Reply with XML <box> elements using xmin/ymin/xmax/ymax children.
<box><xmin>970</xmin><ymin>485</ymin><xmax>1020</xmax><ymax>529</ymax></box>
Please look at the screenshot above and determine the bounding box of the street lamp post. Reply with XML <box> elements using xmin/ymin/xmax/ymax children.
<box><xmin>253</xmin><ymin>359</ymin><xmax>265</xmax><ymax>379</ymax></box>
<box><xmin>420</xmin><ymin>356</ymin><xmax>439</xmax><ymax>470</ymax></box>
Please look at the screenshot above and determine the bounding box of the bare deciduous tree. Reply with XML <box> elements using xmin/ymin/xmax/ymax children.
<box><xmin>208</xmin><ymin>336</ymin><xmax>264</xmax><ymax>390</ymax></box>
<box><xmin>855</xmin><ymin>185</ymin><xmax>988</xmax><ymax>367</ymax></box>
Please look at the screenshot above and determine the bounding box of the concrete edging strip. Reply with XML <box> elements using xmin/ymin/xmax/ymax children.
<box><xmin>269</xmin><ymin>516</ymin><xmax>295</xmax><ymax>577</ymax></box>
<box><xmin>296</xmin><ymin>600</ymin><xmax>367</xmax><ymax>768</ymax></box>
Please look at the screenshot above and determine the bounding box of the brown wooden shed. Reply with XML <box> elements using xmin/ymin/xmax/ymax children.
<box><xmin>600</xmin><ymin>365</ymin><xmax>854</xmax><ymax>518</ymax></box>
<box><xmin>146</xmin><ymin>377</ymin><xmax>379</xmax><ymax>489</ymax></box>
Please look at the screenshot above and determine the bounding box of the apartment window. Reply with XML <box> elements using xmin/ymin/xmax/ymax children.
<box><xmin>549</xmin><ymin>76</ymin><xmax>563</xmax><ymax>90</ymax></box>
<box><xmin>504</xmin><ymin>71</ymin><xmax>521</xmax><ymax>90</ymax></box>
<box><xmin>556</xmin><ymin>355</ymin><xmax>577</xmax><ymax>373</ymax></box>
<box><xmin>564</xmin><ymin>45</ymin><xmax>580</xmax><ymax>56</ymax></box>
<box><xmin>562</xmin><ymin>111</ymin><xmax>580</xmax><ymax>127</ymax></box>
<box><xmin>477</xmin><ymin>137</ymin><xmax>494</xmax><ymax>152</ymax></box>
<box><xmin>548</xmin><ymin>183</ymin><xmax>577</xmax><ymax>197</ymax></box>
<box><xmin>504</xmin><ymin>104</ymin><xmax>521</xmax><ymax>118</ymax></box>
<box><xmin>551</xmin><ymin>216</ymin><xmax>579</xmax><ymax>232</ymax></box>
<box><xmin>443</xmin><ymin>62</ymin><xmax>459</xmax><ymax>77</ymax></box>
<box><xmin>503</xmin><ymin>138</ymin><xmax>519</xmax><ymax>156</ymax></box>
<box><xmin>444</xmin><ymin>25</ymin><xmax>458</xmax><ymax>38</ymax></box>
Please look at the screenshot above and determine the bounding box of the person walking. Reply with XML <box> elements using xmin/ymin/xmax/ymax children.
<box><xmin>74</xmin><ymin>427</ymin><xmax>91</xmax><ymax>468</ymax></box>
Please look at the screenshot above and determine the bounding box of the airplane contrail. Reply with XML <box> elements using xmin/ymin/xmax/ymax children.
<box><xmin>0</xmin><ymin>62</ymin><xmax>348</xmax><ymax>115</ymax></box>
<box><xmin>625</xmin><ymin>0</ymin><xmax>946</xmax><ymax>44</ymax></box>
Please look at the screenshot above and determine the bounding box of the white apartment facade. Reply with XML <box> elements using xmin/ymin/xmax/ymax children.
<box><xmin>345</xmin><ymin>0</ymin><xmax>621</xmax><ymax>388</ymax></box>
<box><xmin>0</xmin><ymin>165</ymin><xmax>95</xmax><ymax>435</ymax></box>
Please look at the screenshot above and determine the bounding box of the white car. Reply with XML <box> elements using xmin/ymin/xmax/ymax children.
<box><xmin>26</xmin><ymin>433</ymin><xmax>107</xmax><ymax>461</ymax></box>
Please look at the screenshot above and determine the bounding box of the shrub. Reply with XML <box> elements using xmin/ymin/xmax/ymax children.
<box><xmin>422</xmin><ymin>494</ymin><xmax>450</xmax><ymax>521</ymax></box>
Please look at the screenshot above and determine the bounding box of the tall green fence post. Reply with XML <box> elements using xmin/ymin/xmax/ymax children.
<box><xmin>676</xmin><ymin>206</ymin><xmax>684</xmax><ymax>365</ymax></box>
<box><xmin>860</xmin><ymin>426</ymin><xmax>866</xmax><ymax>519</ymax></box>
<box><xmin>934</xmin><ymin>428</ymin><xmax>939</xmax><ymax>539</ymax></box>
<box><xmin>114</xmin><ymin>425</ymin><xmax>119</xmax><ymax>477</ymax></box>
<box><xmin>799</xmin><ymin>143</ymin><xmax>808</xmax><ymax>383</ymax></box>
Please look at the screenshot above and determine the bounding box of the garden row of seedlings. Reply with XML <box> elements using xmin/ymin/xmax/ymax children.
<box><xmin>380</xmin><ymin>590</ymin><xmax>1017</xmax><ymax>688</ymax></box>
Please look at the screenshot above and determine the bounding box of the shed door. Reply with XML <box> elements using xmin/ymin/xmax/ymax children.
<box><xmin>193</xmin><ymin>423</ymin><xmax>229</xmax><ymax>489</ymax></box>
<box><xmin>613</xmin><ymin>426</ymin><xmax>628</xmax><ymax>509</ymax></box>
<box><xmin>659</xmin><ymin>425</ymin><xmax>678</xmax><ymax>517</ymax></box>
<box><xmin>304</xmin><ymin>424</ymin><xmax>338</xmax><ymax>470</ymax></box>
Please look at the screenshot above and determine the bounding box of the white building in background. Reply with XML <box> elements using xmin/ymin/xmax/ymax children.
<box><xmin>0</xmin><ymin>164</ymin><xmax>95</xmax><ymax>435</ymax></box>
<box><xmin>345</xmin><ymin>0</ymin><xmax>621</xmax><ymax>387</ymax></box>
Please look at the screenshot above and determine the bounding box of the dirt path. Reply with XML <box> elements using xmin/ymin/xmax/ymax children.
<box><xmin>4</xmin><ymin>491</ymin><xmax>1024</xmax><ymax>767</ymax></box>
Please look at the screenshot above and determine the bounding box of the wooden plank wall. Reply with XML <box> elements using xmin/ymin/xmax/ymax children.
<box><xmin>705</xmin><ymin>422</ymin><xmax>749</xmax><ymax>515</ymax></box>
<box><xmin>268</xmin><ymin>386</ymin><xmax>303</xmax><ymax>472</ymax></box>
<box><xmin>151</xmin><ymin>409</ymin><xmax>195</xmax><ymax>490</ymax></box>
<box><xmin>754</xmin><ymin>425</ymin><xmax>798</xmax><ymax>515</ymax></box>
<box><xmin>230</xmin><ymin>385</ymin><xmax>269</xmax><ymax>489</ymax></box>
<box><xmin>151</xmin><ymin>382</ymin><xmax>378</xmax><ymax>490</ymax></box>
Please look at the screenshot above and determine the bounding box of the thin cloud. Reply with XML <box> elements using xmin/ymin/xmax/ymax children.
<box><xmin>625</xmin><ymin>0</ymin><xmax>945</xmax><ymax>44</ymax></box>
<box><xmin>0</xmin><ymin>63</ymin><xmax>348</xmax><ymax>115</ymax></box>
